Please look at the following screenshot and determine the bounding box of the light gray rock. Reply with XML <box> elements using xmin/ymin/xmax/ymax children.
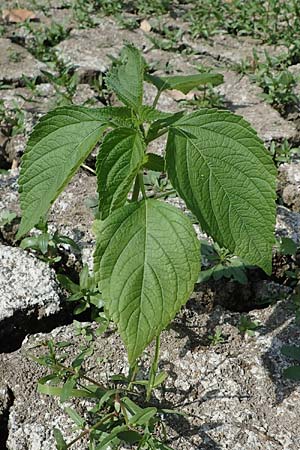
<box><xmin>278</xmin><ymin>162</ymin><xmax>300</xmax><ymax>212</ymax></box>
<box><xmin>276</xmin><ymin>205</ymin><xmax>300</xmax><ymax>243</ymax></box>
<box><xmin>55</xmin><ymin>19</ymin><xmax>150</xmax><ymax>75</ymax></box>
<box><xmin>184</xmin><ymin>33</ymin><xmax>287</xmax><ymax>66</ymax></box>
<box><xmin>0</xmin><ymin>170</ymin><xmax>20</xmax><ymax>217</ymax></box>
<box><xmin>1</xmin><ymin>298</ymin><xmax>300</xmax><ymax>450</ymax></box>
<box><xmin>287</xmin><ymin>63</ymin><xmax>300</xmax><ymax>96</ymax></box>
<box><xmin>0</xmin><ymin>38</ymin><xmax>47</xmax><ymax>85</ymax></box>
<box><xmin>0</xmin><ymin>244</ymin><xmax>62</xmax><ymax>350</ymax></box>
<box><xmin>217</xmin><ymin>71</ymin><xmax>299</xmax><ymax>143</ymax></box>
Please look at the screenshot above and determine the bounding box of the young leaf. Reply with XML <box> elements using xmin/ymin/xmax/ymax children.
<box><xmin>53</xmin><ymin>429</ymin><xmax>67</xmax><ymax>450</ymax></box>
<box><xmin>166</xmin><ymin>109</ymin><xmax>276</xmax><ymax>274</ymax></box>
<box><xmin>94</xmin><ymin>199</ymin><xmax>200</xmax><ymax>364</ymax></box>
<box><xmin>144</xmin><ymin>154</ymin><xmax>165</xmax><ymax>172</ymax></box>
<box><xmin>60</xmin><ymin>376</ymin><xmax>76</xmax><ymax>402</ymax></box>
<box><xmin>65</xmin><ymin>406</ymin><xmax>85</xmax><ymax>428</ymax></box>
<box><xmin>146</xmin><ymin>72</ymin><xmax>224</xmax><ymax>94</ymax></box>
<box><xmin>106</xmin><ymin>44</ymin><xmax>145</xmax><ymax>112</ymax></box>
<box><xmin>146</xmin><ymin>111</ymin><xmax>184</xmax><ymax>143</ymax></box>
<box><xmin>281</xmin><ymin>345</ymin><xmax>300</xmax><ymax>362</ymax></box>
<box><xmin>117</xmin><ymin>430</ymin><xmax>142</xmax><ymax>444</ymax></box>
<box><xmin>129</xmin><ymin>407</ymin><xmax>157</xmax><ymax>426</ymax></box>
<box><xmin>79</xmin><ymin>264</ymin><xmax>90</xmax><ymax>290</ymax></box>
<box><xmin>283</xmin><ymin>366</ymin><xmax>300</xmax><ymax>380</ymax></box>
<box><xmin>96</xmin><ymin>128</ymin><xmax>145</xmax><ymax>219</ymax></box>
<box><xmin>17</xmin><ymin>106</ymin><xmax>113</xmax><ymax>238</ymax></box>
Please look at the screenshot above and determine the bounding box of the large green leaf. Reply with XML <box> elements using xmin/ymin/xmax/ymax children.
<box><xmin>166</xmin><ymin>109</ymin><xmax>276</xmax><ymax>274</ymax></box>
<box><xmin>106</xmin><ymin>44</ymin><xmax>145</xmax><ymax>112</ymax></box>
<box><xmin>96</xmin><ymin>128</ymin><xmax>145</xmax><ymax>219</ymax></box>
<box><xmin>17</xmin><ymin>106</ymin><xmax>123</xmax><ymax>238</ymax></box>
<box><xmin>94</xmin><ymin>199</ymin><xmax>200</xmax><ymax>364</ymax></box>
<box><xmin>145</xmin><ymin>72</ymin><xmax>224</xmax><ymax>94</ymax></box>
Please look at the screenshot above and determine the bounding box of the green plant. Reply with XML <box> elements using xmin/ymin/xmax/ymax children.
<box><xmin>23</xmin><ymin>21</ymin><xmax>69</xmax><ymax>61</ymax></box>
<box><xmin>198</xmin><ymin>240</ymin><xmax>251</xmax><ymax>285</ymax></box>
<box><xmin>17</xmin><ymin>44</ymin><xmax>276</xmax><ymax>448</ymax></box>
<box><xmin>0</xmin><ymin>210</ymin><xmax>17</xmax><ymax>227</ymax></box>
<box><xmin>281</xmin><ymin>344</ymin><xmax>300</xmax><ymax>380</ymax></box>
<box><xmin>238</xmin><ymin>315</ymin><xmax>260</xmax><ymax>337</ymax></box>
<box><xmin>0</xmin><ymin>99</ymin><xmax>26</xmax><ymax>138</ymax></box>
<box><xmin>58</xmin><ymin>264</ymin><xmax>105</xmax><ymax>318</ymax></box>
<box><xmin>208</xmin><ymin>326</ymin><xmax>225</xmax><ymax>345</ymax></box>
<box><xmin>7</xmin><ymin>49</ymin><xmax>24</xmax><ymax>63</ymax></box>
<box><xmin>41</xmin><ymin>62</ymin><xmax>80</xmax><ymax>106</ymax></box>
<box><xmin>184</xmin><ymin>0</ymin><xmax>300</xmax><ymax>46</ymax></box>
<box><xmin>270</xmin><ymin>140</ymin><xmax>300</xmax><ymax>166</ymax></box>
<box><xmin>20</xmin><ymin>220</ymin><xmax>80</xmax><ymax>264</ymax></box>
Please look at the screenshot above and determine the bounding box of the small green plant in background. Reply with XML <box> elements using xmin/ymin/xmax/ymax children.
<box><xmin>198</xmin><ymin>240</ymin><xmax>251</xmax><ymax>285</ymax></box>
<box><xmin>270</xmin><ymin>140</ymin><xmax>300</xmax><ymax>166</ymax></box>
<box><xmin>58</xmin><ymin>264</ymin><xmax>105</xmax><ymax>319</ymax></box>
<box><xmin>208</xmin><ymin>327</ymin><xmax>225</xmax><ymax>346</ymax></box>
<box><xmin>0</xmin><ymin>99</ymin><xmax>26</xmax><ymax>137</ymax></box>
<box><xmin>17</xmin><ymin>44</ymin><xmax>276</xmax><ymax>448</ymax></box>
<box><xmin>238</xmin><ymin>315</ymin><xmax>260</xmax><ymax>337</ymax></box>
<box><xmin>281</xmin><ymin>344</ymin><xmax>300</xmax><ymax>381</ymax></box>
<box><xmin>0</xmin><ymin>210</ymin><xmax>17</xmax><ymax>227</ymax></box>
<box><xmin>22</xmin><ymin>21</ymin><xmax>69</xmax><ymax>62</ymax></box>
<box><xmin>20</xmin><ymin>220</ymin><xmax>80</xmax><ymax>264</ymax></box>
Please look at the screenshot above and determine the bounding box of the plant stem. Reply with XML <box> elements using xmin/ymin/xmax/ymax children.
<box><xmin>146</xmin><ymin>127</ymin><xmax>168</xmax><ymax>143</ymax></box>
<box><xmin>131</xmin><ymin>175</ymin><xmax>140</xmax><ymax>202</ymax></box>
<box><xmin>146</xmin><ymin>335</ymin><xmax>161</xmax><ymax>402</ymax></box>
<box><xmin>81</xmin><ymin>163</ymin><xmax>96</xmax><ymax>175</ymax></box>
<box><xmin>149</xmin><ymin>189</ymin><xmax>177</xmax><ymax>199</ymax></box>
<box><xmin>152</xmin><ymin>89</ymin><xmax>162</xmax><ymax>109</ymax></box>
<box><xmin>54</xmin><ymin>362</ymin><xmax>107</xmax><ymax>391</ymax></box>
<box><xmin>128</xmin><ymin>362</ymin><xmax>138</xmax><ymax>390</ymax></box>
<box><xmin>66</xmin><ymin>412</ymin><xmax>115</xmax><ymax>448</ymax></box>
<box><xmin>139</xmin><ymin>172</ymin><xmax>147</xmax><ymax>200</ymax></box>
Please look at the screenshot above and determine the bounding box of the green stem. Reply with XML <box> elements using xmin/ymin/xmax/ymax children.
<box><xmin>139</xmin><ymin>172</ymin><xmax>147</xmax><ymax>200</ymax></box>
<box><xmin>128</xmin><ymin>362</ymin><xmax>138</xmax><ymax>390</ymax></box>
<box><xmin>146</xmin><ymin>335</ymin><xmax>161</xmax><ymax>402</ymax></box>
<box><xmin>53</xmin><ymin>362</ymin><xmax>107</xmax><ymax>391</ymax></box>
<box><xmin>131</xmin><ymin>175</ymin><xmax>140</xmax><ymax>202</ymax></box>
<box><xmin>66</xmin><ymin>412</ymin><xmax>115</xmax><ymax>448</ymax></box>
<box><xmin>81</xmin><ymin>163</ymin><xmax>96</xmax><ymax>175</ymax></box>
<box><xmin>146</xmin><ymin>127</ymin><xmax>168</xmax><ymax>144</ymax></box>
<box><xmin>149</xmin><ymin>189</ymin><xmax>177</xmax><ymax>199</ymax></box>
<box><xmin>152</xmin><ymin>89</ymin><xmax>162</xmax><ymax>109</ymax></box>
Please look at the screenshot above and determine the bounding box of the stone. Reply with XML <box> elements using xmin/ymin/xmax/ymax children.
<box><xmin>276</xmin><ymin>205</ymin><xmax>300</xmax><ymax>243</ymax></box>
<box><xmin>0</xmin><ymin>170</ymin><xmax>19</xmax><ymax>217</ymax></box>
<box><xmin>278</xmin><ymin>162</ymin><xmax>300</xmax><ymax>212</ymax></box>
<box><xmin>184</xmin><ymin>33</ymin><xmax>287</xmax><ymax>66</ymax></box>
<box><xmin>55</xmin><ymin>19</ymin><xmax>150</xmax><ymax>76</ymax></box>
<box><xmin>0</xmin><ymin>38</ymin><xmax>47</xmax><ymax>85</ymax></box>
<box><xmin>0</xmin><ymin>244</ymin><xmax>63</xmax><ymax>351</ymax></box>
<box><xmin>217</xmin><ymin>70</ymin><xmax>299</xmax><ymax>143</ymax></box>
<box><xmin>288</xmin><ymin>63</ymin><xmax>300</xmax><ymax>97</ymax></box>
<box><xmin>1</xmin><ymin>298</ymin><xmax>300</xmax><ymax>449</ymax></box>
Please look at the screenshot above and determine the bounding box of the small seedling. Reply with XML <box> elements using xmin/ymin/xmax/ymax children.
<box><xmin>281</xmin><ymin>345</ymin><xmax>300</xmax><ymax>381</ymax></box>
<box><xmin>238</xmin><ymin>315</ymin><xmax>260</xmax><ymax>337</ymax></box>
<box><xmin>198</xmin><ymin>240</ymin><xmax>250</xmax><ymax>285</ymax></box>
<box><xmin>20</xmin><ymin>220</ymin><xmax>80</xmax><ymax>264</ymax></box>
<box><xmin>208</xmin><ymin>327</ymin><xmax>225</xmax><ymax>345</ymax></box>
<box><xmin>58</xmin><ymin>264</ymin><xmax>105</xmax><ymax>319</ymax></box>
<box><xmin>270</xmin><ymin>140</ymin><xmax>300</xmax><ymax>166</ymax></box>
<box><xmin>0</xmin><ymin>210</ymin><xmax>17</xmax><ymax>227</ymax></box>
